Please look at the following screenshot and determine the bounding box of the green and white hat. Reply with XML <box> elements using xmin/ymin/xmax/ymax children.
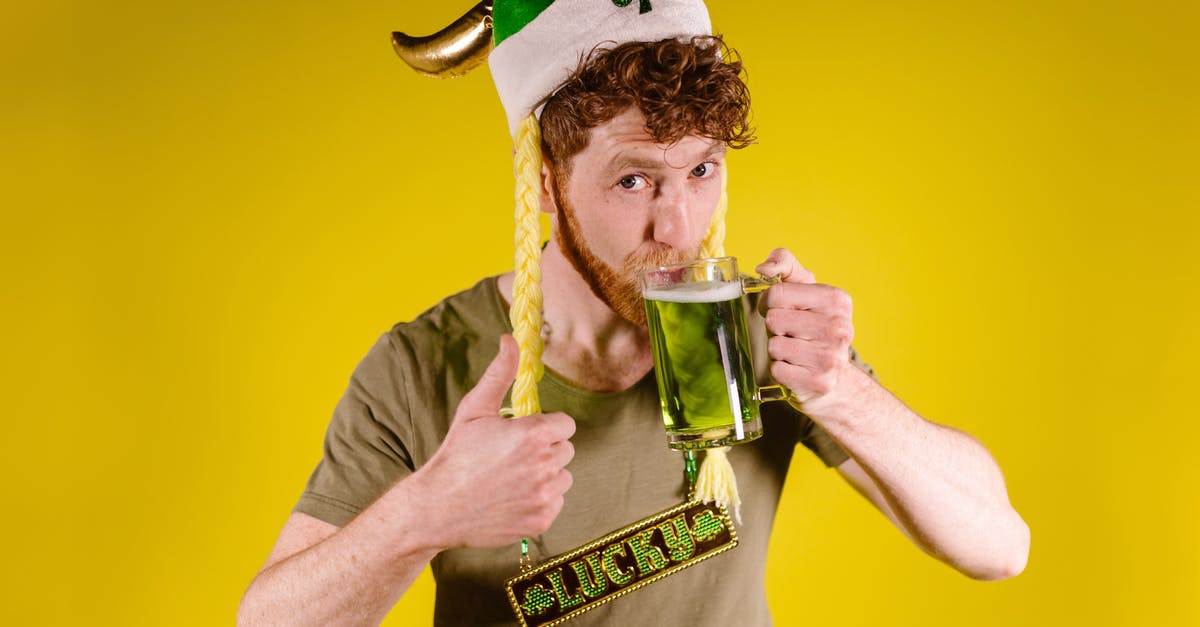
<box><xmin>489</xmin><ymin>0</ymin><xmax>712</xmax><ymax>136</ymax></box>
<box><xmin>390</xmin><ymin>1</ymin><xmax>712</xmax><ymax>137</ymax></box>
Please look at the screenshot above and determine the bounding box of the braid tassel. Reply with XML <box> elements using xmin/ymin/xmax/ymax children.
<box><xmin>693</xmin><ymin>163</ymin><xmax>741</xmax><ymax>522</ymax></box>
<box><xmin>510</xmin><ymin>113</ymin><xmax>545</xmax><ymax>418</ymax></box>
<box><xmin>696</xmin><ymin>446</ymin><xmax>740</xmax><ymax>521</ymax></box>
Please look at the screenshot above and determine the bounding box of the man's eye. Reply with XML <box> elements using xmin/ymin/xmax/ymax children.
<box><xmin>692</xmin><ymin>163</ymin><xmax>716</xmax><ymax>178</ymax></box>
<box><xmin>618</xmin><ymin>175</ymin><xmax>647</xmax><ymax>190</ymax></box>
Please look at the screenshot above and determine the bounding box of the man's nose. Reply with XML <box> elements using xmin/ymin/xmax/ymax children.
<box><xmin>650</xmin><ymin>185</ymin><xmax>699</xmax><ymax>250</ymax></box>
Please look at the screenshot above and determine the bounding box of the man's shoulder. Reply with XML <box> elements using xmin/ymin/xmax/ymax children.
<box><xmin>379</xmin><ymin>275</ymin><xmax>508</xmax><ymax>375</ymax></box>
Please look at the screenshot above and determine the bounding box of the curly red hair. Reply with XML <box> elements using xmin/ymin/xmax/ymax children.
<box><xmin>540</xmin><ymin>35</ymin><xmax>755</xmax><ymax>176</ymax></box>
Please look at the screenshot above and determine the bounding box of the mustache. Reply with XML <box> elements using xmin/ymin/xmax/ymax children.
<box><xmin>621</xmin><ymin>246</ymin><xmax>700</xmax><ymax>276</ymax></box>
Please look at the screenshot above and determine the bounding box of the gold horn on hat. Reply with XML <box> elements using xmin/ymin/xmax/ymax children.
<box><xmin>391</xmin><ymin>1</ymin><xmax>494</xmax><ymax>78</ymax></box>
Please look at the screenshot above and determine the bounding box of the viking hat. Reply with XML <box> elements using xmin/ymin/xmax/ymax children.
<box><xmin>392</xmin><ymin>1</ymin><xmax>711</xmax><ymax>135</ymax></box>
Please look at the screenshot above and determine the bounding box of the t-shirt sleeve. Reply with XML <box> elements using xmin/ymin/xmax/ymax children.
<box><xmin>294</xmin><ymin>332</ymin><xmax>416</xmax><ymax>527</ymax></box>
<box><xmin>796</xmin><ymin>417</ymin><xmax>849</xmax><ymax>468</ymax></box>
<box><xmin>795</xmin><ymin>345</ymin><xmax>880</xmax><ymax>468</ymax></box>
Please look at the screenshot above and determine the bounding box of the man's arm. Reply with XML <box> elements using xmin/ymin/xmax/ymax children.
<box><xmin>238</xmin><ymin>335</ymin><xmax>576</xmax><ymax>625</ymax></box>
<box><xmin>237</xmin><ymin>483</ymin><xmax>442</xmax><ymax>626</ymax></box>
<box><xmin>757</xmin><ymin>249</ymin><xmax>1030</xmax><ymax>580</ymax></box>
<box><xmin>831</xmin><ymin>406</ymin><xmax>1030</xmax><ymax>580</ymax></box>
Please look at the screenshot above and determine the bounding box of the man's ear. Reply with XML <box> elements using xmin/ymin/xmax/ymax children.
<box><xmin>540</xmin><ymin>158</ymin><xmax>558</xmax><ymax>215</ymax></box>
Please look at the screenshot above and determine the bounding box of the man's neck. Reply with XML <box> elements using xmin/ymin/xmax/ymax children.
<box><xmin>497</xmin><ymin>240</ymin><xmax>654</xmax><ymax>393</ymax></box>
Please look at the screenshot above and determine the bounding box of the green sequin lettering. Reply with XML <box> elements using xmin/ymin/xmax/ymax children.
<box><xmin>627</xmin><ymin>529</ymin><xmax>668</xmax><ymax>576</ymax></box>
<box><xmin>690</xmin><ymin>509</ymin><xmax>726</xmax><ymax>543</ymax></box>
<box><xmin>545</xmin><ymin>568</ymin><xmax>585</xmax><ymax>610</ymax></box>
<box><xmin>602</xmin><ymin>543</ymin><xmax>635</xmax><ymax>586</ymax></box>
<box><xmin>568</xmin><ymin>552</ymin><xmax>609</xmax><ymax>598</ymax></box>
<box><xmin>656</xmin><ymin>514</ymin><xmax>696</xmax><ymax>562</ymax></box>
<box><xmin>519</xmin><ymin>583</ymin><xmax>556</xmax><ymax>617</ymax></box>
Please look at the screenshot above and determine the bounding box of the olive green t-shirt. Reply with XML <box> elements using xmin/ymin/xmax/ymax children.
<box><xmin>295</xmin><ymin>277</ymin><xmax>864</xmax><ymax>625</ymax></box>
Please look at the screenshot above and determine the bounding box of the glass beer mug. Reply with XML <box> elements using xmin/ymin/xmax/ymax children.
<box><xmin>640</xmin><ymin>257</ymin><xmax>788</xmax><ymax>450</ymax></box>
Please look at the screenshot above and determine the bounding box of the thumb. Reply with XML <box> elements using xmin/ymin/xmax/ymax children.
<box><xmin>455</xmin><ymin>334</ymin><xmax>519</xmax><ymax>421</ymax></box>
<box><xmin>755</xmin><ymin>247</ymin><xmax>816</xmax><ymax>284</ymax></box>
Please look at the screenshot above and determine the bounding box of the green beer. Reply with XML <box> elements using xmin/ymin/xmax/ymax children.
<box><xmin>643</xmin><ymin>280</ymin><xmax>763</xmax><ymax>449</ymax></box>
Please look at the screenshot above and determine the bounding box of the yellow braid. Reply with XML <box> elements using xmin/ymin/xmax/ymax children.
<box><xmin>694</xmin><ymin>163</ymin><xmax>741</xmax><ymax>522</ymax></box>
<box><xmin>510</xmin><ymin>114</ymin><xmax>545</xmax><ymax>417</ymax></box>
<box><xmin>699</xmin><ymin>162</ymin><xmax>729</xmax><ymax>258</ymax></box>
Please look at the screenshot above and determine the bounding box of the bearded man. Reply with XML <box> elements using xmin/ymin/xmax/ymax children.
<box><xmin>238</xmin><ymin>2</ymin><xmax>1029</xmax><ymax>625</ymax></box>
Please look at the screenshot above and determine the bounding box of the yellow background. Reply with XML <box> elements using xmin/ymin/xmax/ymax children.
<box><xmin>3</xmin><ymin>1</ymin><xmax>1196</xmax><ymax>624</ymax></box>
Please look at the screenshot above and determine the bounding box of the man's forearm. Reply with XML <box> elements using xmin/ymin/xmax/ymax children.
<box><xmin>237</xmin><ymin>478</ymin><xmax>442</xmax><ymax>626</ymax></box>
<box><xmin>805</xmin><ymin>364</ymin><xmax>1030</xmax><ymax>580</ymax></box>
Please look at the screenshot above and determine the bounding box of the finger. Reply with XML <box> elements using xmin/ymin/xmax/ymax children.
<box><xmin>767</xmin><ymin>335</ymin><xmax>841</xmax><ymax>371</ymax></box>
<box><xmin>547</xmin><ymin>468</ymin><xmax>574</xmax><ymax>498</ymax></box>
<box><xmin>525</xmin><ymin>411</ymin><xmax>577</xmax><ymax>443</ymax></box>
<box><xmin>761</xmin><ymin>283</ymin><xmax>853</xmax><ymax>317</ymax></box>
<box><xmin>770</xmin><ymin>357</ymin><xmax>815</xmax><ymax>385</ymax></box>
<box><xmin>547</xmin><ymin>439</ymin><xmax>575</xmax><ymax>469</ymax></box>
<box><xmin>455</xmin><ymin>335</ymin><xmax>519</xmax><ymax>421</ymax></box>
<box><xmin>769</xmin><ymin>360</ymin><xmax>836</xmax><ymax>400</ymax></box>
<box><xmin>765</xmin><ymin>308</ymin><xmax>855</xmax><ymax>345</ymax></box>
<box><xmin>755</xmin><ymin>248</ymin><xmax>816</xmax><ymax>284</ymax></box>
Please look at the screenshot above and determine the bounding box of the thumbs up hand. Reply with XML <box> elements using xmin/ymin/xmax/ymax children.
<box><xmin>412</xmin><ymin>335</ymin><xmax>576</xmax><ymax>550</ymax></box>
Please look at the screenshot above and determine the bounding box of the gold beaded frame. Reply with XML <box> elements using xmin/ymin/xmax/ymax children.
<box><xmin>504</xmin><ymin>500</ymin><xmax>738</xmax><ymax>626</ymax></box>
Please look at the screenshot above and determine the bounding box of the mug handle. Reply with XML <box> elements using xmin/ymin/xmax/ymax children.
<box><xmin>740</xmin><ymin>273</ymin><xmax>793</xmax><ymax>403</ymax></box>
<box><xmin>741</xmin><ymin>273</ymin><xmax>782</xmax><ymax>294</ymax></box>
<box><xmin>758</xmin><ymin>385</ymin><xmax>791</xmax><ymax>403</ymax></box>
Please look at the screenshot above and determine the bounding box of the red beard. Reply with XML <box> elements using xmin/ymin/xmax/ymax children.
<box><xmin>552</xmin><ymin>183</ymin><xmax>699</xmax><ymax>326</ymax></box>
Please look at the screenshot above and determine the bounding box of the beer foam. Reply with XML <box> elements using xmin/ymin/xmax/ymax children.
<box><xmin>642</xmin><ymin>281</ymin><xmax>743</xmax><ymax>303</ymax></box>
